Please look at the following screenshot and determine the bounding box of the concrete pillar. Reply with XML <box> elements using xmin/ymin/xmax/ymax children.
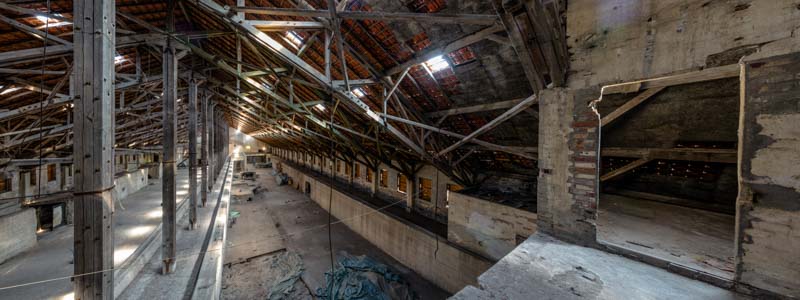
<box><xmin>188</xmin><ymin>78</ymin><xmax>198</xmax><ymax>229</ymax></box>
<box><xmin>370</xmin><ymin>166</ymin><xmax>379</xmax><ymax>197</ymax></box>
<box><xmin>200</xmin><ymin>93</ymin><xmax>209</xmax><ymax>206</ymax></box>
<box><xmin>161</xmin><ymin>38</ymin><xmax>178</xmax><ymax>274</ymax></box>
<box><xmin>348</xmin><ymin>160</ymin><xmax>354</xmax><ymax>186</ymax></box>
<box><xmin>72</xmin><ymin>0</ymin><xmax>116</xmax><ymax>297</ymax></box>
<box><xmin>406</xmin><ymin>174</ymin><xmax>415</xmax><ymax>212</ymax></box>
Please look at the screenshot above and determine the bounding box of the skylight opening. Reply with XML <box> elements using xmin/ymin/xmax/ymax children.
<box><xmin>115</xmin><ymin>55</ymin><xmax>126</xmax><ymax>65</ymax></box>
<box><xmin>424</xmin><ymin>55</ymin><xmax>450</xmax><ymax>73</ymax></box>
<box><xmin>314</xmin><ymin>103</ymin><xmax>326</xmax><ymax>112</ymax></box>
<box><xmin>0</xmin><ymin>86</ymin><xmax>22</xmax><ymax>95</ymax></box>
<box><xmin>35</xmin><ymin>14</ymin><xmax>71</xmax><ymax>28</ymax></box>
<box><xmin>352</xmin><ymin>88</ymin><xmax>366</xmax><ymax>98</ymax></box>
<box><xmin>286</xmin><ymin>31</ymin><xmax>303</xmax><ymax>49</ymax></box>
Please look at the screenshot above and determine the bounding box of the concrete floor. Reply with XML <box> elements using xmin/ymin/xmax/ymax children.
<box><xmin>0</xmin><ymin>169</ymin><xmax>195</xmax><ymax>300</ymax></box>
<box><xmin>597</xmin><ymin>194</ymin><xmax>736</xmax><ymax>279</ymax></box>
<box><xmin>220</xmin><ymin>165</ymin><xmax>449</xmax><ymax>299</ymax></box>
<box><xmin>453</xmin><ymin>233</ymin><xmax>746</xmax><ymax>300</ymax></box>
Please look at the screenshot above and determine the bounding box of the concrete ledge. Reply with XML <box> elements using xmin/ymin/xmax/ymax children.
<box><xmin>452</xmin><ymin>233</ymin><xmax>741</xmax><ymax>300</ymax></box>
<box><xmin>113</xmin><ymin>189</ymin><xmax>192</xmax><ymax>298</ymax></box>
<box><xmin>280</xmin><ymin>160</ymin><xmax>493</xmax><ymax>294</ymax></box>
<box><xmin>191</xmin><ymin>158</ymin><xmax>233</xmax><ymax>299</ymax></box>
<box><xmin>0</xmin><ymin>208</ymin><xmax>36</xmax><ymax>265</ymax></box>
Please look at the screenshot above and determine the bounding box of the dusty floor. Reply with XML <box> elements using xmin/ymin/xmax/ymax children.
<box><xmin>220</xmin><ymin>165</ymin><xmax>449</xmax><ymax>299</ymax></box>
<box><xmin>596</xmin><ymin>194</ymin><xmax>736</xmax><ymax>279</ymax></box>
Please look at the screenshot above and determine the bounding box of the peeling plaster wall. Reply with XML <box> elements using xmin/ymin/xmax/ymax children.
<box><xmin>736</xmin><ymin>52</ymin><xmax>800</xmax><ymax>298</ymax></box>
<box><xmin>447</xmin><ymin>191</ymin><xmax>537</xmax><ymax>261</ymax></box>
<box><xmin>567</xmin><ymin>0</ymin><xmax>800</xmax><ymax>88</ymax></box>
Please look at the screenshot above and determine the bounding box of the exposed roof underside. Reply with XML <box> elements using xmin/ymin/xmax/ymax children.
<box><xmin>0</xmin><ymin>0</ymin><xmax>567</xmax><ymax>185</ymax></box>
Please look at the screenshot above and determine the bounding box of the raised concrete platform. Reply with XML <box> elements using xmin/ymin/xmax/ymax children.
<box><xmin>0</xmin><ymin>168</ymin><xmax>202</xmax><ymax>299</ymax></box>
<box><xmin>452</xmin><ymin>233</ymin><xmax>747</xmax><ymax>300</ymax></box>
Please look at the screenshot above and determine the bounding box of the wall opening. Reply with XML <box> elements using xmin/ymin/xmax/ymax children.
<box><xmin>595</xmin><ymin>74</ymin><xmax>740</xmax><ymax>280</ymax></box>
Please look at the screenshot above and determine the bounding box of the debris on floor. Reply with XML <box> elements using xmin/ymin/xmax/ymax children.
<box><xmin>316</xmin><ymin>253</ymin><xmax>417</xmax><ymax>300</ymax></box>
<box><xmin>274</xmin><ymin>172</ymin><xmax>289</xmax><ymax>186</ymax></box>
<box><xmin>267</xmin><ymin>252</ymin><xmax>307</xmax><ymax>300</ymax></box>
<box><xmin>222</xmin><ymin>251</ymin><xmax>311</xmax><ymax>300</ymax></box>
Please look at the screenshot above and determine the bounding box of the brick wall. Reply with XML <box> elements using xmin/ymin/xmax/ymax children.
<box><xmin>537</xmin><ymin>88</ymin><xmax>599</xmax><ymax>246</ymax></box>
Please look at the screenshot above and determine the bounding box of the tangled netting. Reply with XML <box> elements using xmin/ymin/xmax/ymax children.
<box><xmin>266</xmin><ymin>252</ymin><xmax>306</xmax><ymax>300</ymax></box>
<box><xmin>316</xmin><ymin>255</ymin><xmax>417</xmax><ymax>300</ymax></box>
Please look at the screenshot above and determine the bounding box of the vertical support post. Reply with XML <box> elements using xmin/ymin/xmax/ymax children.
<box><xmin>370</xmin><ymin>166</ymin><xmax>379</xmax><ymax>197</ymax></box>
<box><xmin>73</xmin><ymin>0</ymin><xmax>115</xmax><ymax>297</ymax></box>
<box><xmin>209</xmin><ymin>104</ymin><xmax>215</xmax><ymax>183</ymax></box>
<box><xmin>406</xmin><ymin>174</ymin><xmax>415</xmax><ymax>212</ymax></box>
<box><xmin>188</xmin><ymin>78</ymin><xmax>198</xmax><ymax>229</ymax></box>
<box><xmin>161</xmin><ymin>37</ymin><xmax>178</xmax><ymax>274</ymax></box>
<box><xmin>200</xmin><ymin>92</ymin><xmax>209</xmax><ymax>206</ymax></box>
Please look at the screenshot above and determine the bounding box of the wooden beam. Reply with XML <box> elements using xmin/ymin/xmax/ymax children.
<box><xmin>0</xmin><ymin>14</ymin><xmax>72</xmax><ymax>45</ymax></box>
<box><xmin>600</xmin><ymin>158</ymin><xmax>651</xmax><ymax>182</ymax></box>
<box><xmin>602</xmin><ymin>64</ymin><xmax>740</xmax><ymax>95</ymax></box>
<box><xmin>246</xmin><ymin>20</ymin><xmax>325</xmax><ymax>30</ymax></box>
<box><xmin>161</xmin><ymin>38</ymin><xmax>178</xmax><ymax>274</ymax></box>
<box><xmin>602</xmin><ymin>147</ymin><xmax>737</xmax><ymax>164</ymax></box>
<box><xmin>600</xmin><ymin>87</ymin><xmax>665</xmax><ymax>127</ymax></box>
<box><xmin>425</xmin><ymin>98</ymin><xmax>525</xmax><ymax>118</ymax></box>
<box><xmin>72</xmin><ymin>0</ymin><xmax>115</xmax><ymax>297</ymax></box>
<box><xmin>437</xmin><ymin>93</ymin><xmax>538</xmax><ymax>157</ymax></box>
<box><xmin>381</xmin><ymin>113</ymin><xmax>537</xmax><ymax>160</ymax></box>
<box><xmin>493</xmin><ymin>0</ymin><xmax>545</xmax><ymax>91</ymax></box>
<box><xmin>188</xmin><ymin>79</ymin><xmax>199</xmax><ymax>229</ymax></box>
<box><xmin>337</xmin><ymin>11</ymin><xmax>497</xmax><ymax>25</ymax></box>
<box><xmin>231</xmin><ymin>6</ymin><xmax>498</xmax><ymax>25</ymax></box>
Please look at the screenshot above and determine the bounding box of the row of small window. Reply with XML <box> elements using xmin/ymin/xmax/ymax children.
<box><xmin>0</xmin><ymin>164</ymin><xmax>70</xmax><ymax>192</ymax></box>
<box><xmin>280</xmin><ymin>151</ymin><xmax>464</xmax><ymax>202</ymax></box>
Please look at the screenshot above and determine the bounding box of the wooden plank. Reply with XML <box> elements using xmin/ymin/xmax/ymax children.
<box><xmin>601</xmin><ymin>87</ymin><xmax>665</xmax><ymax>127</ymax></box>
<box><xmin>602</xmin><ymin>64</ymin><xmax>740</xmax><ymax>95</ymax></box>
<box><xmin>601</xmin><ymin>158</ymin><xmax>652</xmax><ymax>182</ymax></box>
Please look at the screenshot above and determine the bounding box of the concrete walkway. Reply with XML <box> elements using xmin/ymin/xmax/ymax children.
<box><xmin>118</xmin><ymin>162</ymin><xmax>231</xmax><ymax>299</ymax></box>
<box><xmin>0</xmin><ymin>169</ymin><xmax>196</xmax><ymax>300</ymax></box>
<box><xmin>220</xmin><ymin>165</ymin><xmax>449</xmax><ymax>299</ymax></box>
<box><xmin>452</xmin><ymin>233</ymin><xmax>747</xmax><ymax>300</ymax></box>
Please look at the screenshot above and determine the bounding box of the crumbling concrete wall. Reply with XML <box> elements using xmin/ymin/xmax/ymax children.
<box><xmin>113</xmin><ymin>168</ymin><xmax>149</xmax><ymax>201</ymax></box>
<box><xmin>447</xmin><ymin>191</ymin><xmax>537</xmax><ymax>261</ymax></box>
<box><xmin>0</xmin><ymin>208</ymin><xmax>36</xmax><ymax>264</ymax></box>
<box><xmin>567</xmin><ymin>0</ymin><xmax>800</xmax><ymax>89</ymax></box>
<box><xmin>280</xmin><ymin>160</ymin><xmax>493</xmax><ymax>294</ymax></box>
<box><xmin>736</xmin><ymin>52</ymin><xmax>800</xmax><ymax>298</ymax></box>
<box><xmin>537</xmin><ymin>88</ymin><xmax>600</xmax><ymax>245</ymax></box>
